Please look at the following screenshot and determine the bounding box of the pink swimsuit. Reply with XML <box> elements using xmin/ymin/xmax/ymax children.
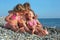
<box><xmin>27</xmin><ymin>19</ymin><xmax>37</xmax><ymax>27</ymax></box>
<box><xmin>11</xmin><ymin>14</ymin><xmax>16</xmax><ymax>20</ymax></box>
<box><xmin>11</xmin><ymin>14</ymin><xmax>20</xmax><ymax>20</ymax></box>
<box><xmin>4</xmin><ymin>14</ymin><xmax>21</xmax><ymax>28</ymax></box>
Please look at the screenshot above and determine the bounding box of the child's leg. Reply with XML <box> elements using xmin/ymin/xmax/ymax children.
<box><xmin>36</xmin><ymin>27</ymin><xmax>44</xmax><ymax>36</ymax></box>
<box><xmin>37</xmin><ymin>25</ymin><xmax>43</xmax><ymax>30</ymax></box>
<box><xmin>38</xmin><ymin>31</ymin><xmax>44</xmax><ymax>36</ymax></box>
<box><xmin>19</xmin><ymin>27</ymin><xmax>25</xmax><ymax>33</ymax></box>
<box><xmin>37</xmin><ymin>25</ymin><xmax>48</xmax><ymax>35</ymax></box>
<box><xmin>34</xmin><ymin>28</ymin><xmax>44</xmax><ymax>36</ymax></box>
<box><xmin>43</xmin><ymin>29</ymin><xmax>49</xmax><ymax>35</ymax></box>
<box><xmin>4</xmin><ymin>23</ymin><xmax>11</xmax><ymax>29</ymax></box>
<box><xmin>38</xmin><ymin>29</ymin><xmax>48</xmax><ymax>36</ymax></box>
<box><xmin>32</xmin><ymin>27</ymin><xmax>36</xmax><ymax>34</ymax></box>
<box><xmin>34</xmin><ymin>28</ymin><xmax>39</xmax><ymax>35</ymax></box>
<box><xmin>24</xmin><ymin>26</ymin><xmax>30</xmax><ymax>33</ymax></box>
<box><xmin>10</xmin><ymin>25</ymin><xmax>18</xmax><ymax>32</ymax></box>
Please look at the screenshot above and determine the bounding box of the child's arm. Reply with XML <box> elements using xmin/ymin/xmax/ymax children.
<box><xmin>36</xmin><ymin>19</ymin><xmax>44</xmax><ymax>31</ymax></box>
<box><xmin>32</xmin><ymin>25</ymin><xmax>36</xmax><ymax>34</ymax></box>
<box><xmin>18</xmin><ymin>19</ymin><xmax>29</xmax><ymax>31</ymax></box>
<box><xmin>5</xmin><ymin>13</ymin><xmax>13</xmax><ymax>22</ymax></box>
<box><xmin>36</xmin><ymin>20</ymin><xmax>42</xmax><ymax>25</ymax></box>
<box><xmin>22</xmin><ymin>20</ymin><xmax>29</xmax><ymax>31</ymax></box>
<box><xmin>36</xmin><ymin>20</ymin><xmax>43</xmax><ymax>27</ymax></box>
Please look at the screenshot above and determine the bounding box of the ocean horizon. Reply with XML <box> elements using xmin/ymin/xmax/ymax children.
<box><xmin>38</xmin><ymin>18</ymin><xmax>60</xmax><ymax>29</ymax></box>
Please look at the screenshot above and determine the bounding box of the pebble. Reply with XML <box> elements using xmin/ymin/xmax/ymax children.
<box><xmin>0</xmin><ymin>17</ymin><xmax>60</xmax><ymax>40</ymax></box>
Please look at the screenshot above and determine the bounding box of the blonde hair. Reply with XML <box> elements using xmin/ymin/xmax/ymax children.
<box><xmin>13</xmin><ymin>4</ymin><xmax>25</xmax><ymax>12</ymax></box>
<box><xmin>23</xmin><ymin>2</ymin><xmax>31</xmax><ymax>10</ymax></box>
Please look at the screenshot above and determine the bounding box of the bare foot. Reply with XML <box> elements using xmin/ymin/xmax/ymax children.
<box><xmin>44</xmin><ymin>29</ymin><xmax>49</xmax><ymax>35</ymax></box>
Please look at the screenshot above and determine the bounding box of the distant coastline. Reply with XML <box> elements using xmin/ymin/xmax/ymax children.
<box><xmin>38</xmin><ymin>18</ymin><xmax>60</xmax><ymax>29</ymax></box>
<box><xmin>38</xmin><ymin>18</ymin><xmax>60</xmax><ymax>19</ymax></box>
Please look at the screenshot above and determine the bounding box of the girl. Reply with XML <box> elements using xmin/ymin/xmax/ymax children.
<box><xmin>13</xmin><ymin>4</ymin><xmax>29</xmax><ymax>33</ymax></box>
<box><xmin>5</xmin><ymin>4</ymin><xmax>26</xmax><ymax>32</ymax></box>
<box><xmin>23</xmin><ymin>2</ymin><xmax>49</xmax><ymax>36</ymax></box>
<box><xmin>23</xmin><ymin>2</ymin><xmax>35</xmax><ymax>17</ymax></box>
<box><xmin>26</xmin><ymin>13</ymin><xmax>37</xmax><ymax>34</ymax></box>
<box><xmin>23</xmin><ymin>2</ymin><xmax>38</xmax><ymax>34</ymax></box>
<box><xmin>5</xmin><ymin>10</ymin><xmax>21</xmax><ymax>32</ymax></box>
<box><xmin>26</xmin><ymin>12</ymin><xmax>48</xmax><ymax>36</ymax></box>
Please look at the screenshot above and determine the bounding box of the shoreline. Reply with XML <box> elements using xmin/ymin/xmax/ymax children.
<box><xmin>0</xmin><ymin>17</ymin><xmax>60</xmax><ymax>40</ymax></box>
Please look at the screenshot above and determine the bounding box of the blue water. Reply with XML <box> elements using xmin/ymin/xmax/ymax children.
<box><xmin>38</xmin><ymin>18</ymin><xmax>60</xmax><ymax>28</ymax></box>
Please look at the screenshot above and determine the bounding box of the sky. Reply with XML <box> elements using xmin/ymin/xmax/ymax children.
<box><xmin>0</xmin><ymin>0</ymin><xmax>60</xmax><ymax>18</ymax></box>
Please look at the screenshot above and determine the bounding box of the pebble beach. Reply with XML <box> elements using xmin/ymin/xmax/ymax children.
<box><xmin>0</xmin><ymin>17</ymin><xmax>60</xmax><ymax>40</ymax></box>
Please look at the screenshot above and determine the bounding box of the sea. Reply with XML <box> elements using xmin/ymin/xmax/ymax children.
<box><xmin>38</xmin><ymin>18</ymin><xmax>60</xmax><ymax>29</ymax></box>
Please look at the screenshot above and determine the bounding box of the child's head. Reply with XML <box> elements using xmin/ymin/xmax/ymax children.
<box><xmin>30</xmin><ymin>10</ymin><xmax>37</xmax><ymax>19</ymax></box>
<box><xmin>23</xmin><ymin>2</ymin><xmax>31</xmax><ymax>10</ymax></box>
<box><xmin>25</xmin><ymin>12</ymin><xmax>34</xmax><ymax>20</ymax></box>
<box><xmin>13</xmin><ymin>4</ymin><xmax>25</xmax><ymax>12</ymax></box>
<box><xmin>8</xmin><ymin>10</ymin><xmax>14</xmax><ymax>14</ymax></box>
<box><xmin>25</xmin><ymin>10</ymin><xmax>37</xmax><ymax>20</ymax></box>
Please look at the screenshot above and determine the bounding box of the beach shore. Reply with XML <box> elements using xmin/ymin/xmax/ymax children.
<box><xmin>0</xmin><ymin>17</ymin><xmax>60</xmax><ymax>40</ymax></box>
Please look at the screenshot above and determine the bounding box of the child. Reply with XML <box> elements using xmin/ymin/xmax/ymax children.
<box><xmin>26</xmin><ymin>13</ymin><xmax>36</xmax><ymax>34</ymax></box>
<box><xmin>23</xmin><ymin>2</ymin><xmax>49</xmax><ymax>36</ymax></box>
<box><xmin>23</xmin><ymin>2</ymin><xmax>38</xmax><ymax>34</ymax></box>
<box><xmin>26</xmin><ymin>13</ymin><xmax>49</xmax><ymax>36</ymax></box>
<box><xmin>13</xmin><ymin>4</ymin><xmax>29</xmax><ymax>33</ymax></box>
<box><xmin>5</xmin><ymin>10</ymin><xmax>21</xmax><ymax>32</ymax></box>
<box><xmin>5</xmin><ymin>4</ymin><xmax>25</xmax><ymax>32</ymax></box>
<box><xmin>23</xmin><ymin>2</ymin><xmax>35</xmax><ymax>16</ymax></box>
